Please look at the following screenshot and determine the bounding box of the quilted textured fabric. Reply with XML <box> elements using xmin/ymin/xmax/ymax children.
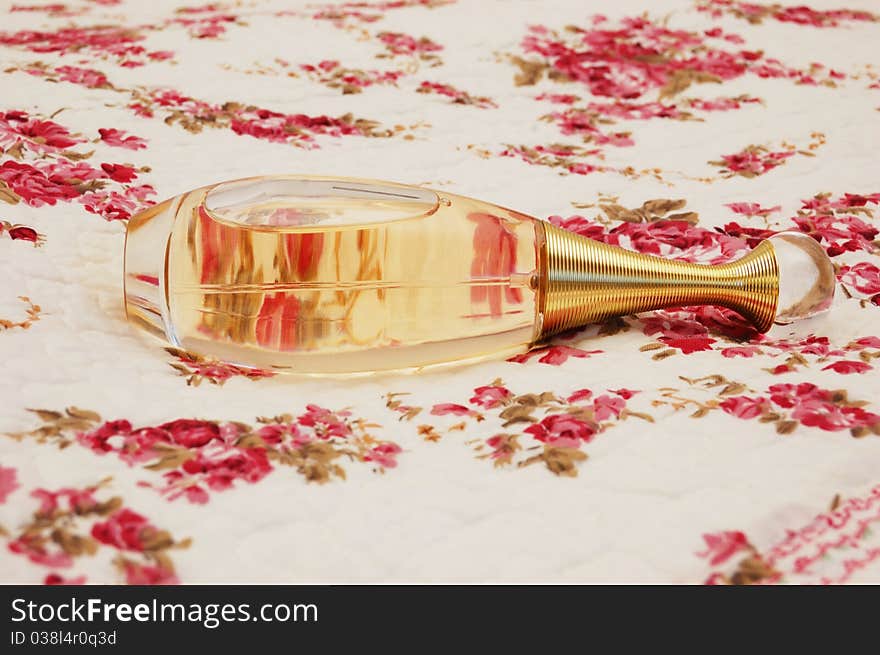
<box><xmin>1</xmin><ymin>0</ymin><xmax>879</xmax><ymax>584</ymax></box>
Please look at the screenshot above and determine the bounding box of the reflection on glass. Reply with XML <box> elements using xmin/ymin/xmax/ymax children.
<box><xmin>126</xmin><ymin>177</ymin><xmax>539</xmax><ymax>374</ymax></box>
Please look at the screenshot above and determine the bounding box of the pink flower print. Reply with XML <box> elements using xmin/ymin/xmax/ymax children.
<box><xmin>158</xmin><ymin>419</ymin><xmax>220</xmax><ymax>448</ymax></box>
<box><xmin>719</xmin><ymin>396</ymin><xmax>766</xmax><ymax>420</ymax></box>
<box><xmin>524</xmin><ymin>414</ymin><xmax>597</xmax><ymax>447</ymax></box>
<box><xmin>91</xmin><ymin>508</ymin><xmax>152</xmax><ymax>551</ymax></box>
<box><xmin>469</xmin><ymin>384</ymin><xmax>512</xmax><ymax>409</ymax></box>
<box><xmin>697</xmin><ymin>531</ymin><xmax>750</xmax><ymax>566</ymax></box>
<box><xmin>0</xmin><ymin>466</ymin><xmax>19</xmax><ymax>504</ymax></box>
<box><xmin>364</xmin><ymin>443</ymin><xmax>402</xmax><ymax>468</ymax></box>
<box><xmin>98</xmin><ymin>127</ymin><xmax>147</xmax><ymax>150</ymax></box>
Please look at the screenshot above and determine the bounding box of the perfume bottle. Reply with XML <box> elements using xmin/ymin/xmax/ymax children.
<box><xmin>124</xmin><ymin>176</ymin><xmax>834</xmax><ymax>375</ymax></box>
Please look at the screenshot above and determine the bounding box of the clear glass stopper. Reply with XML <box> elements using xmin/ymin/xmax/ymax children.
<box><xmin>770</xmin><ymin>231</ymin><xmax>835</xmax><ymax>324</ymax></box>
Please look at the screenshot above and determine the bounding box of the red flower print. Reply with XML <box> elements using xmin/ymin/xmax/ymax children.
<box><xmin>31</xmin><ymin>487</ymin><xmax>99</xmax><ymax>517</ymax></box>
<box><xmin>120</xmin><ymin>561</ymin><xmax>178</xmax><ymax>585</ymax></box>
<box><xmin>849</xmin><ymin>336</ymin><xmax>880</xmax><ymax>349</ymax></box>
<box><xmin>9</xmin><ymin>487</ymin><xmax>102</xmax><ymax>569</ymax></box>
<box><xmin>100</xmin><ymin>163</ymin><xmax>138</xmax><ymax>183</ymax></box>
<box><xmin>0</xmin><ymin>24</ymin><xmax>172</xmax><ymax>66</ymax></box>
<box><xmin>438</xmin><ymin>381</ymin><xmax>635</xmax><ymax>476</ymax></box>
<box><xmin>719</xmin><ymin>395</ymin><xmax>766</xmax><ymax>420</ymax></box>
<box><xmin>180</xmin><ymin>485</ymin><xmax>210</xmax><ymax>504</ymax></box>
<box><xmin>256</xmin><ymin>423</ymin><xmax>301</xmax><ymax>446</ymax></box>
<box><xmin>0</xmin><ymin>161</ymin><xmax>79</xmax><ymax>206</ymax></box>
<box><xmin>44</xmin><ymin>573</ymin><xmax>87</xmax><ymax>585</ymax></box>
<box><xmin>721</xmin><ymin>345</ymin><xmax>761</xmax><ymax>358</ymax></box>
<box><xmin>6</xmin><ymin>481</ymin><xmax>188</xmax><ymax>584</ymax></box>
<box><xmin>714</xmin><ymin>145</ymin><xmax>795</xmax><ymax>177</ymax></box>
<box><xmin>298</xmin><ymin>404</ymin><xmax>352</xmax><ymax>439</ymax></box>
<box><xmin>54</xmin><ymin>65</ymin><xmax>110</xmax><ymax>88</ymax></box>
<box><xmin>299</xmin><ymin>60</ymin><xmax>404</xmax><ymax>93</ymax></box>
<box><xmin>364</xmin><ymin>443</ymin><xmax>402</xmax><ymax>468</ymax></box>
<box><xmin>21</xmin><ymin>119</ymin><xmax>80</xmax><ymax>149</ymax></box>
<box><xmin>499</xmin><ymin>144</ymin><xmax>605</xmax><ymax>176</ymax></box>
<box><xmin>697</xmin><ymin>530</ymin><xmax>751</xmax><ymax>566</ymax></box>
<box><xmin>79</xmin><ymin>185</ymin><xmax>153</xmax><ymax>221</ymax></box>
<box><xmin>431</xmin><ymin>403</ymin><xmax>475</xmax><ymax>417</ymax></box>
<box><xmin>693</xmin><ymin>306</ymin><xmax>756</xmax><ymax>338</ymax></box>
<box><xmin>768</xmin><ymin>383</ymin><xmax>816</xmax><ymax>409</ymax></box>
<box><xmin>717</xmin><ymin>383</ymin><xmax>880</xmax><ymax>434</ymax></box>
<box><xmin>126</xmin><ymin>87</ymin><xmax>389</xmax><ymax>147</ymax></box>
<box><xmin>377</xmin><ymin>31</ymin><xmax>442</xmax><ymax>57</ymax></box>
<box><xmin>10</xmin><ymin>4</ymin><xmax>76</xmax><ymax>16</ymax></box>
<box><xmin>658</xmin><ymin>335</ymin><xmax>716</xmax><ymax>354</ymax></box>
<box><xmin>20</xmin><ymin>405</ymin><xmax>400</xmax><ymax>504</ymax></box>
<box><xmin>687</xmin><ymin>95</ymin><xmax>758</xmax><ymax>111</ymax></box>
<box><xmin>159</xmin><ymin>419</ymin><xmax>220</xmax><ymax>448</ymax></box>
<box><xmin>8</xmin><ymin>535</ymin><xmax>73</xmax><ymax>568</ymax></box>
<box><xmin>469</xmin><ymin>384</ymin><xmax>512</xmax><ymax>409</ymax></box>
<box><xmin>78</xmin><ymin>419</ymin><xmax>134</xmax><ymax>455</ymax></box>
<box><xmin>724</xmin><ymin>202</ymin><xmax>781</xmax><ymax>218</ymax></box>
<box><xmin>643</xmin><ymin>306</ymin><xmax>759</xmax><ymax>344</ymax></box>
<box><xmin>787</xmin><ymin>193</ymin><xmax>879</xmax><ymax>256</ymax></box>
<box><xmin>170</xmin><ymin>7</ymin><xmax>238</xmax><ymax>39</ymax></box>
<box><xmin>168</xmin><ymin>347</ymin><xmax>276</xmax><ymax>386</ymax></box>
<box><xmin>839</xmin><ymin>262</ymin><xmax>880</xmax><ymax>296</ymax></box>
<box><xmin>418</xmin><ymin>81</ymin><xmax>496</xmax><ymax>108</ymax></box>
<box><xmin>820</xmin><ymin>361</ymin><xmax>872</xmax><ymax>375</ymax></box>
<box><xmin>792</xmin><ymin>401</ymin><xmax>857</xmax><ymax>431</ymax></box>
<box><xmin>507</xmin><ymin>15</ymin><xmax>847</xmax><ymax>178</ymax></box>
<box><xmin>508</xmin><ymin>345</ymin><xmax>602</xmax><ymax>365</ymax></box>
<box><xmin>91</xmin><ymin>508</ymin><xmax>151</xmax><ymax>551</ymax></box>
<box><xmin>485</xmin><ymin>434</ymin><xmax>517</xmax><ymax>461</ymax></box>
<box><xmin>0</xmin><ymin>466</ymin><xmax>18</xmax><ymax>504</ymax></box>
<box><xmin>592</xmin><ymin>394</ymin><xmax>625</xmax><ymax>420</ymax></box>
<box><xmin>182</xmin><ymin>448</ymin><xmax>272</xmax><ymax>491</ymax></box>
<box><xmin>535</xmin><ymin>93</ymin><xmax>580</xmax><ymax>104</ymax></box>
<box><xmin>1</xmin><ymin>221</ymin><xmax>43</xmax><ymax>245</ymax></box>
<box><xmin>45</xmin><ymin>159</ymin><xmax>106</xmax><ymax>183</ymax></box>
<box><xmin>0</xmin><ymin>111</ymin><xmax>153</xmax><ymax>220</ymax></box>
<box><xmin>782</xmin><ymin>335</ymin><xmax>832</xmax><ymax>357</ymax></box>
<box><xmin>98</xmin><ymin>127</ymin><xmax>147</xmax><ymax>150</ymax></box>
<box><xmin>523</xmin><ymin>19</ymin><xmax>715</xmax><ymax>100</ymax></box>
<box><xmin>696</xmin><ymin>0</ymin><xmax>877</xmax><ymax>28</ymax></box>
<box><xmin>524</xmin><ymin>414</ymin><xmax>596</xmax><ymax>448</ymax></box>
<box><xmin>567</xmin><ymin>389</ymin><xmax>593</xmax><ymax>403</ymax></box>
<box><xmin>7</xmin><ymin>225</ymin><xmax>39</xmax><ymax>242</ymax></box>
<box><xmin>794</xmin><ymin>214</ymin><xmax>877</xmax><ymax>256</ymax></box>
<box><xmin>0</xmin><ymin>112</ymin><xmax>82</xmax><ymax>153</ymax></box>
<box><xmin>30</xmin><ymin>489</ymin><xmax>64</xmax><ymax>516</ymax></box>
<box><xmin>641</xmin><ymin>313</ymin><xmax>705</xmax><ymax>339</ymax></box>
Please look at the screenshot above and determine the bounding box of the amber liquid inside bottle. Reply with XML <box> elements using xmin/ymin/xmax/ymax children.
<box><xmin>126</xmin><ymin>177</ymin><xmax>540</xmax><ymax>374</ymax></box>
<box><xmin>125</xmin><ymin>176</ymin><xmax>835</xmax><ymax>375</ymax></box>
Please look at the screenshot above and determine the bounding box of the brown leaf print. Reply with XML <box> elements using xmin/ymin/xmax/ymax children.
<box><xmin>8</xmin><ymin>405</ymin><xmax>403</xmax><ymax>503</ymax></box>
<box><xmin>0</xmin><ymin>296</ymin><xmax>42</xmax><ymax>331</ymax></box>
<box><xmin>3</xmin><ymin>479</ymin><xmax>189</xmax><ymax>584</ymax></box>
<box><xmin>413</xmin><ymin>381</ymin><xmax>643</xmax><ymax>477</ymax></box>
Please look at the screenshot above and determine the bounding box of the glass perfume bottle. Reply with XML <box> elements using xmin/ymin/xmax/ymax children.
<box><xmin>124</xmin><ymin>176</ymin><xmax>835</xmax><ymax>375</ymax></box>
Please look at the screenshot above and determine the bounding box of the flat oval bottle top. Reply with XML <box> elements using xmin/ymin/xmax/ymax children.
<box><xmin>204</xmin><ymin>176</ymin><xmax>441</xmax><ymax>230</ymax></box>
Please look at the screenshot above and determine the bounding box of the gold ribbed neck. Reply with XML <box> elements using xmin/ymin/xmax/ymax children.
<box><xmin>536</xmin><ymin>222</ymin><xmax>779</xmax><ymax>339</ymax></box>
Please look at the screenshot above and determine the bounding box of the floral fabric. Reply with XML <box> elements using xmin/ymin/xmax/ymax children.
<box><xmin>0</xmin><ymin>0</ymin><xmax>879</xmax><ymax>584</ymax></box>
